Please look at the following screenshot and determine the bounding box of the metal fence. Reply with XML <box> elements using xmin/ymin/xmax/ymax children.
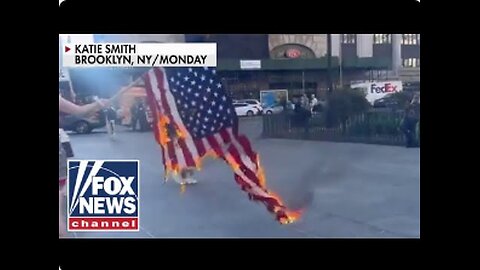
<box><xmin>262</xmin><ymin>110</ymin><xmax>409</xmax><ymax>146</ymax></box>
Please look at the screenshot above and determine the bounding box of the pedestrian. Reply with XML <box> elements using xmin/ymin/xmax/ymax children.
<box><xmin>302</xmin><ymin>104</ymin><xmax>312</xmax><ymax>138</ymax></box>
<box><xmin>105</xmin><ymin>106</ymin><xmax>117</xmax><ymax>139</ymax></box>
<box><xmin>300</xmin><ymin>94</ymin><xmax>311</xmax><ymax>112</ymax></box>
<box><xmin>138</xmin><ymin>101</ymin><xmax>149</xmax><ymax>131</ymax></box>
<box><xmin>310</xmin><ymin>94</ymin><xmax>318</xmax><ymax>112</ymax></box>
<box><xmin>130</xmin><ymin>98</ymin><xmax>146</xmax><ymax>131</ymax></box>
<box><xmin>411</xmin><ymin>93</ymin><xmax>420</xmax><ymax>105</ymax></box>
<box><xmin>400</xmin><ymin>108</ymin><xmax>418</xmax><ymax>148</ymax></box>
<box><xmin>292</xmin><ymin>98</ymin><xmax>302</xmax><ymax>127</ymax></box>
<box><xmin>294</xmin><ymin>96</ymin><xmax>311</xmax><ymax>137</ymax></box>
<box><xmin>410</xmin><ymin>94</ymin><xmax>420</xmax><ymax>116</ymax></box>
<box><xmin>280</xmin><ymin>97</ymin><xmax>287</xmax><ymax>111</ymax></box>
<box><xmin>58</xmin><ymin>94</ymin><xmax>110</xmax><ymax>237</ymax></box>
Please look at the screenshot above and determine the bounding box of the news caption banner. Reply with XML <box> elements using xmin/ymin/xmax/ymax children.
<box><xmin>63</xmin><ymin>43</ymin><xmax>217</xmax><ymax>67</ymax></box>
<box><xmin>67</xmin><ymin>160</ymin><xmax>140</xmax><ymax>232</ymax></box>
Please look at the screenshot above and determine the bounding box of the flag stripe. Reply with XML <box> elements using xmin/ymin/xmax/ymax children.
<box><xmin>143</xmin><ymin>74</ymin><xmax>168</xmax><ymax>174</ymax></box>
<box><xmin>164</xmin><ymin>85</ymin><xmax>198</xmax><ymax>162</ymax></box>
<box><xmin>145</xmin><ymin>93</ymin><xmax>167</xmax><ymax>171</ymax></box>
<box><xmin>155</xmin><ymin>68</ymin><xmax>200</xmax><ymax>166</ymax></box>
<box><xmin>224</xmin><ymin>152</ymin><xmax>271</xmax><ymax>198</ymax></box>
<box><xmin>206</xmin><ymin>135</ymin><xmax>224</xmax><ymax>157</ymax></box>
<box><xmin>143</xmin><ymin>75</ymin><xmax>161</xmax><ymax>144</ymax></box>
<box><xmin>152</xmin><ymin>68</ymin><xmax>182</xmax><ymax>168</ymax></box>
<box><xmin>166</xmin><ymin>141</ymin><xmax>178</xmax><ymax>169</ymax></box>
<box><xmin>153</xmin><ymin>68</ymin><xmax>173</xmax><ymax>116</ymax></box>
<box><xmin>225</xmin><ymin>129</ymin><xmax>259</xmax><ymax>183</ymax></box>
<box><xmin>177</xmin><ymin>138</ymin><xmax>196</xmax><ymax>167</ymax></box>
<box><xmin>236</xmin><ymin>134</ymin><xmax>258</xmax><ymax>165</ymax></box>
<box><xmin>226</xmin><ymin>144</ymin><xmax>261</xmax><ymax>189</ymax></box>
<box><xmin>214</xmin><ymin>131</ymin><xmax>261</xmax><ymax>187</ymax></box>
<box><xmin>219</xmin><ymin>128</ymin><xmax>231</xmax><ymax>144</ymax></box>
<box><xmin>234</xmin><ymin>171</ymin><xmax>253</xmax><ymax>190</ymax></box>
<box><xmin>202</xmin><ymin>138</ymin><xmax>212</xmax><ymax>155</ymax></box>
<box><xmin>194</xmin><ymin>138</ymin><xmax>206</xmax><ymax>157</ymax></box>
<box><xmin>146</xmin><ymin>70</ymin><xmax>177</xmax><ymax>169</ymax></box>
<box><xmin>148</xmin><ymin>68</ymin><xmax>189</xmax><ymax>169</ymax></box>
<box><xmin>173</xmin><ymin>140</ymin><xmax>187</xmax><ymax>168</ymax></box>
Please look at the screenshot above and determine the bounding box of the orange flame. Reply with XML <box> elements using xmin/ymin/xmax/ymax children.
<box><xmin>225</xmin><ymin>154</ymin><xmax>240</xmax><ymax>171</ymax></box>
<box><xmin>176</xmin><ymin>126</ymin><xmax>189</xmax><ymax>140</ymax></box>
<box><xmin>230</xmin><ymin>152</ymin><xmax>304</xmax><ymax>224</ymax></box>
<box><xmin>224</xmin><ymin>152</ymin><xmax>304</xmax><ymax>224</ymax></box>
<box><xmin>194</xmin><ymin>156</ymin><xmax>204</xmax><ymax>170</ymax></box>
<box><xmin>279</xmin><ymin>209</ymin><xmax>304</xmax><ymax>224</ymax></box>
<box><xmin>180</xmin><ymin>184</ymin><xmax>186</xmax><ymax>194</ymax></box>
<box><xmin>157</xmin><ymin>115</ymin><xmax>171</xmax><ymax>146</ymax></box>
<box><xmin>268</xmin><ymin>191</ymin><xmax>304</xmax><ymax>225</ymax></box>
<box><xmin>255</xmin><ymin>154</ymin><xmax>267</xmax><ymax>189</ymax></box>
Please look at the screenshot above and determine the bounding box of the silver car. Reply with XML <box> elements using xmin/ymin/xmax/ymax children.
<box><xmin>234</xmin><ymin>99</ymin><xmax>263</xmax><ymax>114</ymax></box>
<box><xmin>264</xmin><ymin>105</ymin><xmax>284</xmax><ymax>114</ymax></box>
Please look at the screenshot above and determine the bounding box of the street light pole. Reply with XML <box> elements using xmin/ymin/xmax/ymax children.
<box><xmin>339</xmin><ymin>37</ymin><xmax>343</xmax><ymax>89</ymax></box>
<box><xmin>302</xmin><ymin>70</ymin><xmax>305</xmax><ymax>93</ymax></box>
<box><xmin>327</xmin><ymin>34</ymin><xmax>333</xmax><ymax>93</ymax></box>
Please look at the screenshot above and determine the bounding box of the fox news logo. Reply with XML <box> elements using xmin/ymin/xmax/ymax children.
<box><xmin>67</xmin><ymin>160</ymin><xmax>140</xmax><ymax>231</ymax></box>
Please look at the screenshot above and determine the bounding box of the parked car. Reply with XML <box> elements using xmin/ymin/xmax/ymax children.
<box><xmin>264</xmin><ymin>101</ymin><xmax>296</xmax><ymax>114</ymax></box>
<box><xmin>235</xmin><ymin>99</ymin><xmax>263</xmax><ymax>114</ymax></box>
<box><xmin>373</xmin><ymin>93</ymin><xmax>399</xmax><ymax>108</ymax></box>
<box><xmin>234</xmin><ymin>103</ymin><xmax>262</xmax><ymax>117</ymax></box>
<box><xmin>235</xmin><ymin>99</ymin><xmax>260</xmax><ymax>105</ymax></box>
<box><xmin>264</xmin><ymin>105</ymin><xmax>284</xmax><ymax>114</ymax></box>
<box><xmin>60</xmin><ymin>111</ymin><xmax>106</xmax><ymax>134</ymax></box>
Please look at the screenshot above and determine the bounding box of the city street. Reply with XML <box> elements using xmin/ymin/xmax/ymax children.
<box><xmin>64</xmin><ymin>117</ymin><xmax>420</xmax><ymax>238</ymax></box>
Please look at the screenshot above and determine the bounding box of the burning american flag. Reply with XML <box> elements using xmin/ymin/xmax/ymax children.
<box><xmin>143</xmin><ymin>67</ymin><xmax>300</xmax><ymax>224</ymax></box>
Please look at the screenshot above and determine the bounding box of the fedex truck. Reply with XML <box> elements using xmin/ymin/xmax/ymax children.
<box><xmin>350</xmin><ymin>81</ymin><xmax>403</xmax><ymax>105</ymax></box>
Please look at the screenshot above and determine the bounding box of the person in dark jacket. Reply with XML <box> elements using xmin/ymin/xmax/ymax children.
<box><xmin>130</xmin><ymin>98</ymin><xmax>148</xmax><ymax>131</ymax></box>
<box><xmin>293</xmin><ymin>98</ymin><xmax>311</xmax><ymax>137</ymax></box>
<box><xmin>280</xmin><ymin>98</ymin><xmax>287</xmax><ymax>111</ymax></box>
<box><xmin>401</xmin><ymin>108</ymin><xmax>419</xmax><ymax>148</ymax></box>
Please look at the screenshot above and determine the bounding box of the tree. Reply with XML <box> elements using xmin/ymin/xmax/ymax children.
<box><xmin>325</xmin><ymin>88</ymin><xmax>370</xmax><ymax>128</ymax></box>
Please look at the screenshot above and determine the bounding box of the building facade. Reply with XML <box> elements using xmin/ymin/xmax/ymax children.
<box><xmin>203</xmin><ymin>34</ymin><xmax>420</xmax><ymax>99</ymax></box>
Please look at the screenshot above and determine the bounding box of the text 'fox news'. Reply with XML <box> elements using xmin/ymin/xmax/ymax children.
<box><xmin>67</xmin><ymin>160</ymin><xmax>140</xmax><ymax>232</ymax></box>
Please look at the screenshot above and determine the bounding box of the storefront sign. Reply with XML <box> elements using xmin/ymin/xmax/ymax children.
<box><xmin>240</xmin><ymin>60</ymin><xmax>261</xmax><ymax>70</ymax></box>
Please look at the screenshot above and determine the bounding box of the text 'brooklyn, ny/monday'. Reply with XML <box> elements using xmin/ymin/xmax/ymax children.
<box><xmin>74</xmin><ymin>54</ymin><xmax>209</xmax><ymax>66</ymax></box>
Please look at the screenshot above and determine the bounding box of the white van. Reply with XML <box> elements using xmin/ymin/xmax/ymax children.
<box><xmin>351</xmin><ymin>81</ymin><xmax>403</xmax><ymax>105</ymax></box>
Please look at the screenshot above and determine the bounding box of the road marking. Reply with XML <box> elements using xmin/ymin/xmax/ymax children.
<box><xmin>140</xmin><ymin>225</ymin><xmax>156</xmax><ymax>238</ymax></box>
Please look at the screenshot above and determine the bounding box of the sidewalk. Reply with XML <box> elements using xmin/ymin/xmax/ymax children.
<box><xmin>63</xmin><ymin>129</ymin><xmax>420</xmax><ymax>238</ymax></box>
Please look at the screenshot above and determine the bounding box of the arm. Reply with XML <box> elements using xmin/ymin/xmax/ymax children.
<box><xmin>59</xmin><ymin>95</ymin><xmax>107</xmax><ymax>116</ymax></box>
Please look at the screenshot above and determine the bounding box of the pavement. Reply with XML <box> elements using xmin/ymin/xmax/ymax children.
<box><xmin>62</xmin><ymin>116</ymin><xmax>420</xmax><ymax>238</ymax></box>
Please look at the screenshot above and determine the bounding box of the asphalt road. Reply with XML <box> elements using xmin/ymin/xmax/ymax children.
<box><xmin>62</xmin><ymin>116</ymin><xmax>420</xmax><ymax>238</ymax></box>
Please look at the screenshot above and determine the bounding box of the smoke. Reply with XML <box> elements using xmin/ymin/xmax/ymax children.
<box><xmin>282</xmin><ymin>149</ymin><xmax>363</xmax><ymax>211</ymax></box>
